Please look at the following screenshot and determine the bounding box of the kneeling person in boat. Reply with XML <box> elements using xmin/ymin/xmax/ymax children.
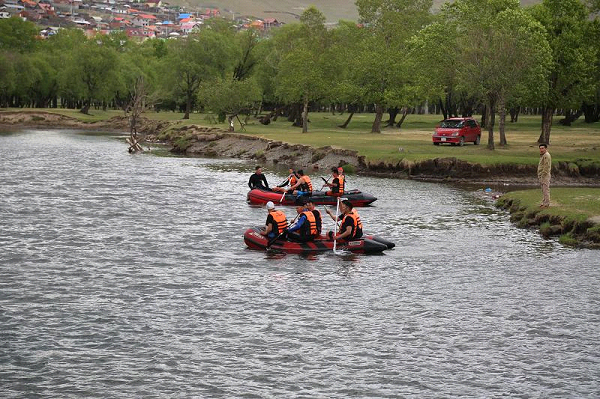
<box><xmin>260</xmin><ymin>201</ymin><xmax>288</xmax><ymax>239</ymax></box>
<box><xmin>286</xmin><ymin>197</ymin><xmax>318</xmax><ymax>242</ymax></box>
<box><xmin>324</xmin><ymin>167</ymin><xmax>345</xmax><ymax>197</ymax></box>
<box><xmin>326</xmin><ymin>199</ymin><xmax>363</xmax><ymax>241</ymax></box>
<box><xmin>272</xmin><ymin>168</ymin><xmax>298</xmax><ymax>193</ymax></box>
<box><xmin>288</xmin><ymin>170</ymin><xmax>313</xmax><ymax>196</ymax></box>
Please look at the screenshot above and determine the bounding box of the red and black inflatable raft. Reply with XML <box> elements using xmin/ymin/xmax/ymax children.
<box><xmin>247</xmin><ymin>188</ymin><xmax>377</xmax><ymax>207</ymax></box>
<box><xmin>243</xmin><ymin>227</ymin><xmax>394</xmax><ymax>255</ymax></box>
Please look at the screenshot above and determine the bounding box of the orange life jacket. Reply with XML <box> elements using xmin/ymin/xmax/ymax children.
<box><xmin>289</xmin><ymin>175</ymin><xmax>298</xmax><ymax>187</ymax></box>
<box><xmin>342</xmin><ymin>209</ymin><xmax>363</xmax><ymax>239</ymax></box>
<box><xmin>301</xmin><ymin>210</ymin><xmax>318</xmax><ymax>236</ymax></box>
<box><xmin>299</xmin><ymin>175</ymin><xmax>313</xmax><ymax>192</ymax></box>
<box><xmin>338</xmin><ymin>174</ymin><xmax>345</xmax><ymax>194</ymax></box>
<box><xmin>270</xmin><ymin>210</ymin><xmax>288</xmax><ymax>235</ymax></box>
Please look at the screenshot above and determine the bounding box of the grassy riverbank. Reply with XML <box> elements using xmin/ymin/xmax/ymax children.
<box><xmin>10</xmin><ymin>108</ymin><xmax>600</xmax><ymax>166</ymax></box>
<box><xmin>497</xmin><ymin>188</ymin><xmax>600</xmax><ymax>248</ymax></box>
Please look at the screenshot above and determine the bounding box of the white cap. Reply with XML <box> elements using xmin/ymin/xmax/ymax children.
<box><xmin>266</xmin><ymin>201</ymin><xmax>275</xmax><ymax>210</ymax></box>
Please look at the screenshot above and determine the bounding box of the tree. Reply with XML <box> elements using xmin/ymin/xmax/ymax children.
<box><xmin>355</xmin><ymin>0</ymin><xmax>433</xmax><ymax>132</ymax></box>
<box><xmin>198</xmin><ymin>78</ymin><xmax>262</xmax><ymax>130</ymax></box>
<box><xmin>272</xmin><ymin>6</ymin><xmax>331</xmax><ymax>132</ymax></box>
<box><xmin>529</xmin><ymin>0</ymin><xmax>597</xmax><ymax>144</ymax></box>
<box><xmin>0</xmin><ymin>17</ymin><xmax>39</xmax><ymax>53</ymax></box>
<box><xmin>161</xmin><ymin>29</ymin><xmax>237</xmax><ymax>119</ymax></box>
<box><xmin>442</xmin><ymin>0</ymin><xmax>551</xmax><ymax>149</ymax></box>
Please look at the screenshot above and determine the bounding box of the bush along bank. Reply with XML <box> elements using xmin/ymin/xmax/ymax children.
<box><xmin>496</xmin><ymin>196</ymin><xmax>600</xmax><ymax>249</ymax></box>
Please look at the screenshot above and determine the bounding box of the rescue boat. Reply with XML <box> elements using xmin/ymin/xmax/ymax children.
<box><xmin>243</xmin><ymin>227</ymin><xmax>394</xmax><ymax>255</ymax></box>
<box><xmin>247</xmin><ymin>188</ymin><xmax>377</xmax><ymax>207</ymax></box>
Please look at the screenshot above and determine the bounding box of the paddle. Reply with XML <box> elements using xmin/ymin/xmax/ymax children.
<box><xmin>266</xmin><ymin>213</ymin><xmax>299</xmax><ymax>250</ymax></box>
<box><xmin>333</xmin><ymin>196</ymin><xmax>340</xmax><ymax>253</ymax></box>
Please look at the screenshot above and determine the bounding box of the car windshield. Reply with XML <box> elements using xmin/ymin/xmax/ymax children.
<box><xmin>440</xmin><ymin>120</ymin><xmax>464</xmax><ymax>128</ymax></box>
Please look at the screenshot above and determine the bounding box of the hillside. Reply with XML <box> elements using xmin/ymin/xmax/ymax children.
<box><xmin>169</xmin><ymin>0</ymin><xmax>541</xmax><ymax>24</ymax></box>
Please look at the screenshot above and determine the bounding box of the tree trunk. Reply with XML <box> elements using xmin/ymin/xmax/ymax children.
<box><xmin>499</xmin><ymin>97</ymin><xmax>507</xmax><ymax>146</ymax></box>
<box><xmin>538</xmin><ymin>106</ymin><xmax>554</xmax><ymax>144</ymax></box>
<box><xmin>386</xmin><ymin>107</ymin><xmax>399</xmax><ymax>126</ymax></box>
<box><xmin>184</xmin><ymin>91</ymin><xmax>191</xmax><ymax>119</ymax></box>
<box><xmin>487</xmin><ymin>96</ymin><xmax>496</xmax><ymax>150</ymax></box>
<box><xmin>509</xmin><ymin>107</ymin><xmax>519</xmax><ymax>123</ymax></box>
<box><xmin>79</xmin><ymin>100</ymin><xmax>90</xmax><ymax>115</ymax></box>
<box><xmin>338</xmin><ymin>112</ymin><xmax>354</xmax><ymax>128</ymax></box>
<box><xmin>396</xmin><ymin>107</ymin><xmax>409</xmax><ymax>128</ymax></box>
<box><xmin>371</xmin><ymin>104</ymin><xmax>384</xmax><ymax>133</ymax></box>
<box><xmin>302</xmin><ymin>98</ymin><xmax>308</xmax><ymax>133</ymax></box>
<box><xmin>439</xmin><ymin>98</ymin><xmax>448</xmax><ymax>120</ymax></box>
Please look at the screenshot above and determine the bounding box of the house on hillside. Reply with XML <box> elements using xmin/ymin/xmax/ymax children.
<box><xmin>132</xmin><ymin>13</ymin><xmax>156</xmax><ymax>27</ymax></box>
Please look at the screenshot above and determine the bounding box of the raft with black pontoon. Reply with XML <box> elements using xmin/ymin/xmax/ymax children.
<box><xmin>243</xmin><ymin>226</ymin><xmax>394</xmax><ymax>254</ymax></box>
<box><xmin>247</xmin><ymin>188</ymin><xmax>377</xmax><ymax>207</ymax></box>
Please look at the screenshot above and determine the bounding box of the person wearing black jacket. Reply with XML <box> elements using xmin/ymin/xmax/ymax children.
<box><xmin>248</xmin><ymin>166</ymin><xmax>270</xmax><ymax>190</ymax></box>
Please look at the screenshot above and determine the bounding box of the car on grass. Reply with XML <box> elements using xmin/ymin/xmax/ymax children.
<box><xmin>432</xmin><ymin>117</ymin><xmax>481</xmax><ymax>146</ymax></box>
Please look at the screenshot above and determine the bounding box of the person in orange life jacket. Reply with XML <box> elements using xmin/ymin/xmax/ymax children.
<box><xmin>288</xmin><ymin>169</ymin><xmax>313</xmax><ymax>196</ymax></box>
<box><xmin>324</xmin><ymin>167</ymin><xmax>345</xmax><ymax>197</ymax></box>
<box><xmin>272</xmin><ymin>168</ymin><xmax>299</xmax><ymax>193</ymax></box>
<box><xmin>305</xmin><ymin>198</ymin><xmax>322</xmax><ymax>236</ymax></box>
<box><xmin>325</xmin><ymin>199</ymin><xmax>363</xmax><ymax>241</ymax></box>
<box><xmin>248</xmin><ymin>166</ymin><xmax>270</xmax><ymax>190</ymax></box>
<box><xmin>260</xmin><ymin>201</ymin><xmax>288</xmax><ymax>239</ymax></box>
<box><xmin>286</xmin><ymin>197</ymin><xmax>318</xmax><ymax>242</ymax></box>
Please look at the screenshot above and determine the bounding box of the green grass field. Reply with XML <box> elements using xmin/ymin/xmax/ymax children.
<box><xmin>32</xmin><ymin>108</ymin><xmax>600</xmax><ymax>166</ymax></box>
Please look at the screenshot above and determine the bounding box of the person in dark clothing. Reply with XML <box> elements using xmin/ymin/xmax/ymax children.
<box><xmin>287</xmin><ymin>197</ymin><xmax>318</xmax><ymax>242</ymax></box>
<box><xmin>305</xmin><ymin>198</ymin><xmax>322</xmax><ymax>236</ymax></box>
<box><xmin>248</xmin><ymin>166</ymin><xmax>270</xmax><ymax>190</ymax></box>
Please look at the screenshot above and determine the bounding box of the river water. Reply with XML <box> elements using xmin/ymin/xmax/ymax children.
<box><xmin>1</xmin><ymin>129</ymin><xmax>599</xmax><ymax>398</ymax></box>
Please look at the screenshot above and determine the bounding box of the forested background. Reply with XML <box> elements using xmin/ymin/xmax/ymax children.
<box><xmin>1</xmin><ymin>0</ymin><xmax>599</xmax><ymax>148</ymax></box>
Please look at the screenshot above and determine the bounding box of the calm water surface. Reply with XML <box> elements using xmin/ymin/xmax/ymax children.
<box><xmin>1</xmin><ymin>130</ymin><xmax>599</xmax><ymax>398</ymax></box>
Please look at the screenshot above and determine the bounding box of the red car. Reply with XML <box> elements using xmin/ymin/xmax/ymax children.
<box><xmin>432</xmin><ymin>117</ymin><xmax>481</xmax><ymax>146</ymax></box>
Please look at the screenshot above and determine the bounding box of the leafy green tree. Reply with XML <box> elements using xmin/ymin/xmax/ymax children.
<box><xmin>441</xmin><ymin>0</ymin><xmax>551</xmax><ymax>149</ymax></box>
<box><xmin>161</xmin><ymin>29</ymin><xmax>238</xmax><ymax>119</ymax></box>
<box><xmin>0</xmin><ymin>52</ymin><xmax>16</xmax><ymax>106</ymax></box>
<box><xmin>271</xmin><ymin>6</ymin><xmax>331</xmax><ymax>132</ymax></box>
<box><xmin>355</xmin><ymin>0</ymin><xmax>433</xmax><ymax>132</ymax></box>
<box><xmin>529</xmin><ymin>0</ymin><xmax>597</xmax><ymax>144</ymax></box>
<box><xmin>59</xmin><ymin>41</ymin><xmax>120</xmax><ymax>113</ymax></box>
<box><xmin>0</xmin><ymin>17</ymin><xmax>39</xmax><ymax>53</ymax></box>
<box><xmin>198</xmin><ymin>77</ymin><xmax>262</xmax><ymax>129</ymax></box>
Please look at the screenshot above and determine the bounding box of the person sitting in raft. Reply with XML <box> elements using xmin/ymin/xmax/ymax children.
<box><xmin>260</xmin><ymin>201</ymin><xmax>288</xmax><ymax>239</ymax></box>
<box><xmin>272</xmin><ymin>168</ymin><xmax>299</xmax><ymax>193</ymax></box>
<box><xmin>324</xmin><ymin>167</ymin><xmax>345</xmax><ymax>197</ymax></box>
<box><xmin>305</xmin><ymin>198</ymin><xmax>322</xmax><ymax>236</ymax></box>
<box><xmin>325</xmin><ymin>199</ymin><xmax>363</xmax><ymax>241</ymax></box>
<box><xmin>288</xmin><ymin>169</ymin><xmax>313</xmax><ymax>197</ymax></box>
<box><xmin>286</xmin><ymin>197</ymin><xmax>318</xmax><ymax>242</ymax></box>
<box><xmin>248</xmin><ymin>166</ymin><xmax>270</xmax><ymax>190</ymax></box>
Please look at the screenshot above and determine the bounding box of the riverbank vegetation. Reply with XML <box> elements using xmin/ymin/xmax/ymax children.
<box><xmin>1</xmin><ymin>0</ymin><xmax>599</xmax><ymax>150</ymax></box>
<box><xmin>497</xmin><ymin>188</ymin><xmax>600</xmax><ymax>248</ymax></box>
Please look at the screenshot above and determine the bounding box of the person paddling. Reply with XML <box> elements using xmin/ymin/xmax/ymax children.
<box><xmin>260</xmin><ymin>201</ymin><xmax>288</xmax><ymax>239</ymax></box>
<box><xmin>286</xmin><ymin>197</ymin><xmax>318</xmax><ymax>242</ymax></box>
<box><xmin>272</xmin><ymin>168</ymin><xmax>298</xmax><ymax>193</ymax></box>
<box><xmin>325</xmin><ymin>199</ymin><xmax>363</xmax><ymax>241</ymax></box>
<box><xmin>324</xmin><ymin>167</ymin><xmax>345</xmax><ymax>197</ymax></box>
<box><xmin>248</xmin><ymin>166</ymin><xmax>270</xmax><ymax>190</ymax></box>
<box><xmin>288</xmin><ymin>169</ymin><xmax>313</xmax><ymax>197</ymax></box>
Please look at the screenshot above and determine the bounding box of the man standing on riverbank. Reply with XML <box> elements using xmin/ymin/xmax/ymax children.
<box><xmin>538</xmin><ymin>143</ymin><xmax>551</xmax><ymax>207</ymax></box>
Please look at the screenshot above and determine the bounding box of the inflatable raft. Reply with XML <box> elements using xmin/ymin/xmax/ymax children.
<box><xmin>243</xmin><ymin>227</ymin><xmax>394</xmax><ymax>255</ymax></box>
<box><xmin>247</xmin><ymin>188</ymin><xmax>377</xmax><ymax>207</ymax></box>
